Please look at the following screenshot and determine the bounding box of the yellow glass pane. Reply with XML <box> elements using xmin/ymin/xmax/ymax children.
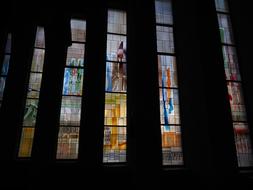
<box><xmin>18</xmin><ymin>128</ymin><xmax>35</xmax><ymax>157</ymax></box>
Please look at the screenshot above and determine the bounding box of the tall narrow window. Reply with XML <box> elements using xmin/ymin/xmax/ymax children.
<box><xmin>155</xmin><ymin>0</ymin><xmax>183</xmax><ymax>165</ymax></box>
<box><xmin>103</xmin><ymin>10</ymin><xmax>127</xmax><ymax>163</ymax></box>
<box><xmin>0</xmin><ymin>33</ymin><xmax>11</xmax><ymax>108</ymax></box>
<box><xmin>215</xmin><ymin>0</ymin><xmax>253</xmax><ymax>167</ymax></box>
<box><xmin>56</xmin><ymin>19</ymin><xmax>86</xmax><ymax>159</ymax></box>
<box><xmin>18</xmin><ymin>27</ymin><xmax>45</xmax><ymax>157</ymax></box>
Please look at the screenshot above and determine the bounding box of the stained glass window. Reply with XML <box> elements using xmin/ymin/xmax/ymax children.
<box><xmin>155</xmin><ymin>0</ymin><xmax>183</xmax><ymax>165</ymax></box>
<box><xmin>18</xmin><ymin>27</ymin><xmax>45</xmax><ymax>157</ymax></box>
<box><xmin>103</xmin><ymin>9</ymin><xmax>127</xmax><ymax>163</ymax></box>
<box><xmin>56</xmin><ymin>19</ymin><xmax>86</xmax><ymax>159</ymax></box>
<box><xmin>0</xmin><ymin>33</ymin><xmax>11</xmax><ymax>108</ymax></box>
<box><xmin>215</xmin><ymin>0</ymin><xmax>253</xmax><ymax>167</ymax></box>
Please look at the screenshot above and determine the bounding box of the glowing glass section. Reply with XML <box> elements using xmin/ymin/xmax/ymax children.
<box><xmin>215</xmin><ymin>0</ymin><xmax>253</xmax><ymax>167</ymax></box>
<box><xmin>103</xmin><ymin>9</ymin><xmax>127</xmax><ymax>163</ymax></box>
<box><xmin>56</xmin><ymin>19</ymin><xmax>86</xmax><ymax>159</ymax></box>
<box><xmin>155</xmin><ymin>0</ymin><xmax>183</xmax><ymax>165</ymax></box>
<box><xmin>0</xmin><ymin>33</ymin><xmax>11</xmax><ymax>107</ymax></box>
<box><xmin>18</xmin><ymin>27</ymin><xmax>45</xmax><ymax>157</ymax></box>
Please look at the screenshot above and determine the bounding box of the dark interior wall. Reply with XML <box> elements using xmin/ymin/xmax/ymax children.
<box><xmin>0</xmin><ymin>0</ymin><xmax>253</xmax><ymax>188</ymax></box>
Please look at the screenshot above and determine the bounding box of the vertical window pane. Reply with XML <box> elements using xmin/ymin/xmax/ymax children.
<box><xmin>218</xmin><ymin>14</ymin><xmax>234</xmax><ymax>44</ymax></box>
<box><xmin>5</xmin><ymin>33</ymin><xmax>12</xmax><ymax>54</ymax></box>
<box><xmin>222</xmin><ymin>46</ymin><xmax>241</xmax><ymax>81</ymax></box>
<box><xmin>104</xmin><ymin>93</ymin><xmax>127</xmax><ymax>126</ymax></box>
<box><xmin>1</xmin><ymin>55</ymin><xmax>10</xmax><ymax>75</ymax></box>
<box><xmin>156</xmin><ymin>26</ymin><xmax>174</xmax><ymax>53</ymax></box>
<box><xmin>108</xmin><ymin>10</ymin><xmax>127</xmax><ymax>35</ymax></box>
<box><xmin>161</xmin><ymin>125</ymin><xmax>183</xmax><ymax>165</ymax></box>
<box><xmin>160</xmin><ymin>89</ymin><xmax>180</xmax><ymax>125</ymax></box>
<box><xmin>0</xmin><ymin>77</ymin><xmax>6</xmax><ymax>100</ymax></box>
<box><xmin>31</xmin><ymin>49</ymin><xmax>45</xmax><ymax>72</ymax></box>
<box><xmin>215</xmin><ymin>0</ymin><xmax>229</xmax><ymax>12</ymax></box>
<box><xmin>215</xmin><ymin>0</ymin><xmax>253</xmax><ymax>167</ymax></box>
<box><xmin>56</xmin><ymin>19</ymin><xmax>86</xmax><ymax>159</ymax></box>
<box><xmin>234</xmin><ymin>123</ymin><xmax>253</xmax><ymax>167</ymax></box>
<box><xmin>18</xmin><ymin>128</ymin><xmax>35</xmax><ymax>157</ymax></box>
<box><xmin>56</xmin><ymin>127</ymin><xmax>79</xmax><ymax>159</ymax></box>
<box><xmin>60</xmin><ymin>96</ymin><xmax>82</xmax><ymax>126</ymax></box>
<box><xmin>35</xmin><ymin>27</ymin><xmax>45</xmax><ymax>48</ymax></box>
<box><xmin>66</xmin><ymin>43</ymin><xmax>85</xmax><ymax>67</ymax></box>
<box><xmin>104</xmin><ymin>10</ymin><xmax>127</xmax><ymax>163</ymax></box>
<box><xmin>71</xmin><ymin>20</ymin><xmax>86</xmax><ymax>42</ymax></box>
<box><xmin>158</xmin><ymin>55</ymin><xmax>178</xmax><ymax>88</ymax></box>
<box><xmin>106</xmin><ymin>62</ymin><xmax>127</xmax><ymax>92</ymax></box>
<box><xmin>106</xmin><ymin>34</ymin><xmax>127</xmax><ymax>62</ymax></box>
<box><xmin>227</xmin><ymin>82</ymin><xmax>247</xmax><ymax>122</ymax></box>
<box><xmin>18</xmin><ymin>27</ymin><xmax>45</xmax><ymax>157</ymax></box>
<box><xmin>23</xmin><ymin>99</ymin><xmax>39</xmax><ymax>126</ymax></box>
<box><xmin>156</xmin><ymin>0</ymin><xmax>183</xmax><ymax>165</ymax></box>
<box><xmin>62</xmin><ymin>68</ymin><xmax>84</xmax><ymax>96</ymax></box>
<box><xmin>155</xmin><ymin>0</ymin><xmax>173</xmax><ymax>25</ymax></box>
<box><xmin>0</xmin><ymin>33</ymin><xmax>11</xmax><ymax>105</ymax></box>
<box><xmin>27</xmin><ymin>73</ymin><xmax>42</xmax><ymax>98</ymax></box>
<box><xmin>103</xmin><ymin>127</ymin><xmax>126</xmax><ymax>163</ymax></box>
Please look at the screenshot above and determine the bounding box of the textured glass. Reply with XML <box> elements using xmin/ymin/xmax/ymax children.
<box><xmin>108</xmin><ymin>10</ymin><xmax>127</xmax><ymax>35</ymax></box>
<box><xmin>56</xmin><ymin>19</ymin><xmax>86</xmax><ymax>160</ymax></box>
<box><xmin>23</xmin><ymin>99</ymin><xmax>39</xmax><ymax>127</ymax></box>
<box><xmin>31</xmin><ymin>49</ymin><xmax>45</xmax><ymax>72</ymax></box>
<box><xmin>161</xmin><ymin>125</ymin><xmax>183</xmax><ymax>165</ymax></box>
<box><xmin>0</xmin><ymin>34</ymin><xmax>11</xmax><ymax>104</ymax></box>
<box><xmin>104</xmin><ymin>93</ymin><xmax>127</xmax><ymax>126</ymax></box>
<box><xmin>156</xmin><ymin>26</ymin><xmax>174</xmax><ymax>53</ymax></box>
<box><xmin>1</xmin><ymin>55</ymin><xmax>10</xmax><ymax>75</ymax></box>
<box><xmin>35</xmin><ymin>27</ymin><xmax>45</xmax><ymax>48</ymax></box>
<box><xmin>158</xmin><ymin>55</ymin><xmax>178</xmax><ymax>88</ymax></box>
<box><xmin>155</xmin><ymin>0</ymin><xmax>173</xmax><ymax>25</ymax></box>
<box><xmin>60</xmin><ymin>96</ymin><xmax>82</xmax><ymax>126</ymax></box>
<box><xmin>216</xmin><ymin>0</ymin><xmax>253</xmax><ymax>167</ymax></box>
<box><xmin>160</xmin><ymin>88</ymin><xmax>180</xmax><ymax>125</ymax></box>
<box><xmin>103</xmin><ymin>126</ymin><xmax>127</xmax><ymax>163</ymax></box>
<box><xmin>104</xmin><ymin>10</ymin><xmax>127</xmax><ymax>163</ymax></box>
<box><xmin>5</xmin><ymin>33</ymin><xmax>11</xmax><ymax>54</ymax></box>
<box><xmin>56</xmin><ymin>127</ymin><xmax>79</xmax><ymax>159</ymax></box>
<box><xmin>218</xmin><ymin>14</ymin><xmax>234</xmax><ymax>44</ymax></box>
<box><xmin>106</xmin><ymin>34</ymin><xmax>127</xmax><ymax>62</ymax></box>
<box><xmin>233</xmin><ymin>123</ymin><xmax>253</xmax><ymax>167</ymax></box>
<box><xmin>0</xmin><ymin>77</ymin><xmax>6</xmax><ymax>100</ymax></box>
<box><xmin>62</xmin><ymin>68</ymin><xmax>84</xmax><ymax>96</ymax></box>
<box><xmin>66</xmin><ymin>43</ymin><xmax>85</xmax><ymax>67</ymax></box>
<box><xmin>27</xmin><ymin>73</ymin><xmax>42</xmax><ymax>99</ymax></box>
<box><xmin>156</xmin><ymin>1</ymin><xmax>183</xmax><ymax>165</ymax></box>
<box><xmin>71</xmin><ymin>20</ymin><xmax>86</xmax><ymax>42</ymax></box>
<box><xmin>18</xmin><ymin>128</ymin><xmax>35</xmax><ymax>157</ymax></box>
<box><xmin>215</xmin><ymin>0</ymin><xmax>229</xmax><ymax>12</ymax></box>
<box><xmin>106</xmin><ymin>62</ymin><xmax>127</xmax><ymax>92</ymax></box>
<box><xmin>18</xmin><ymin>27</ymin><xmax>45</xmax><ymax>158</ymax></box>
<box><xmin>227</xmin><ymin>82</ymin><xmax>247</xmax><ymax>122</ymax></box>
<box><xmin>222</xmin><ymin>46</ymin><xmax>241</xmax><ymax>81</ymax></box>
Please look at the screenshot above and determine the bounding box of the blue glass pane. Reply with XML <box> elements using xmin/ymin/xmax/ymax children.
<box><xmin>1</xmin><ymin>55</ymin><xmax>10</xmax><ymax>75</ymax></box>
<box><xmin>160</xmin><ymin>88</ymin><xmax>180</xmax><ymax>125</ymax></box>
<box><xmin>155</xmin><ymin>0</ymin><xmax>173</xmax><ymax>25</ymax></box>
<box><xmin>0</xmin><ymin>77</ymin><xmax>6</xmax><ymax>100</ymax></box>
<box><xmin>63</xmin><ymin>68</ymin><xmax>84</xmax><ymax>96</ymax></box>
